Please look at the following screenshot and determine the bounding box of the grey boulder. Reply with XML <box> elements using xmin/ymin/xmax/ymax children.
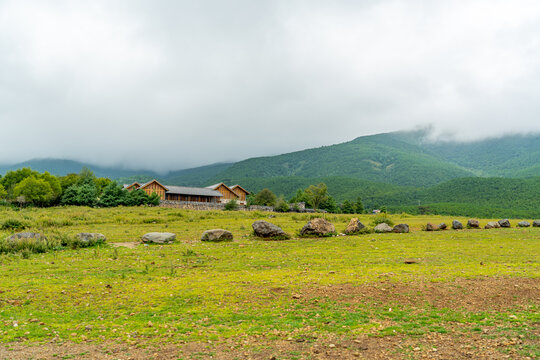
<box><xmin>141</xmin><ymin>232</ymin><xmax>176</xmax><ymax>244</ymax></box>
<box><xmin>252</xmin><ymin>221</ymin><xmax>289</xmax><ymax>239</ymax></box>
<box><xmin>533</xmin><ymin>220</ymin><xmax>540</xmax><ymax>227</ymax></box>
<box><xmin>7</xmin><ymin>232</ymin><xmax>46</xmax><ymax>241</ymax></box>
<box><xmin>344</xmin><ymin>218</ymin><xmax>365</xmax><ymax>234</ymax></box>
<box><xmin>452</xmin><ymin>220</ymin><xmax>463</xmax><ymax>230</ymax></box>
<box><xmin>498</xmin><ymin>219</ymin><xmax>511</xmax><ymax>228</ymax></box>
<box><xmin>393</xmin><ymin>224</ymin><xmax>409</xmax><ymax>233</ymax></box>
<box><xmin>438</xmin><ymin>223</ymin><xmax>447</xmax><ymax>230</ymax></box>
<box><xmin>484</xmin><ymin>221</ymin><xmax>500</xmax><ymax>229</ymax></box>
<box><xmin>425</xmin><ymin>223</ymin><xmax>437</xmax><ymax>231</ymax></box>
<box><xmin>76</xmin><ymin>233</ymin><xmax>106</xmax><ymax>243</ymax></box>
<box><xmin>517</xmin><ymin>221</ymin><xmax>531</xmax><ymax>228</ymax></box>
<box><xmin>201</xmin><ymin>229</ymin><xmax>233</xmax><ymax>242</ymax></box>
<box><xmin>300</xmin><ymin>218</ymin><xmax>336</xmax><ymax>236</ymax></box>
<box><xmin>467</xmin><ymin>219</ymin><xmax>480</xmax><ymax>228</ymax></box>
<box><xmin>374</xmin><ymin>223</ymin><xmax>393</xmax><ymax>233</ymax></box>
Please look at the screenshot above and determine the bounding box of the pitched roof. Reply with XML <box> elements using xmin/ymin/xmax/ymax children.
<box><xmin>230</xmin><ymin>184</ymin><xmax>250</xmax><ymax>194</ymax></box>
<box><xmin>206</xmin><ymin>182</ymin><xmax>236</xmax><ymax>193</ymax></box>
<box><xmin>139</xmin><ymin>179</ymin><xmax>169</xmax><ymax>191</ymax></box>
<box><xmin>166</xmin><ymin>185</ymin><xmax>223</xmax><ymax>197</ymax></box>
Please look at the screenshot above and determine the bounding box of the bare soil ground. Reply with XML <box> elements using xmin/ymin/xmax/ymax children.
<box><xmin>1</xmin><ymin>277</ymin><xmax>538</xmax><ymax>360</ymax></box>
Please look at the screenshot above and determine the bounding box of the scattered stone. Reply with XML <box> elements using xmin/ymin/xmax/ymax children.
<box><xmin>498</xmin><ymin>219</ymin><xmax>511</xmax><ymax>228</ymax></box>
<box><xmin>452</xmin><ymin>220</ymin><xmax>463</xmax><ymax>230</ymax></box>
<box><xmin>7</xmin><ymin>232</ymin><xmax>46</xmax><ymax>241</ymax></box>
<box><xmin>517</xmin><ymin>221</ymin><xmax>531</xmax><ymax>228</ymax></box>
<box><xmin>425</xmin><ymin>223</ymin><xmax>437</xmax><ymax>231</ymax></box>
<box><xmin>141</xmin><ymin>232</ymin><xmax>176</xmax><ymax>244</ymax></box>
<box><xmin>533</xmin><ymin>220</ymin><xmax>540</xmax><ymax>227</ymax></box>
<box><xmin>392</xmin><ymin>224</ymin><xmax>409</xmax><ymax>233</ymax></box>
<box><xmin>484</xmin><ymin>221</ymin><xmax>500</xmax><ymax>229</ymax></box>
<box><xmin>76</xmin><ymin>233</ymin><xmax>106</xmax><ymax>243</ymax></box>
<box><xmin>467</xmin><ymin>219</ymin><xmax>480</xmax><ymax>228</ymax></box>
<box><xmin>438</xmin><ymin>223</ymin><xmax>447</xmax><ymax>230</ymax></box>
<box><xmin>404</xmin><ymin>259</ymin><xmax>419</xmax><ymax>264</ymax></box>
<box><xmin>251</xmin><ymin>220</ymin><xmax>289</xmax><ymax>239</ymax></box>
<box><xmin>201</xmin><ymin>229</ymin><xmax>233</xmax><ymax>242</ymax></box>
<box><xmin>374</xmin><ymin>223</ymin><xmax>393</xmax><ymax>233</ymax></box>
<box><xmin>344</xmin><ymin>218</ymin><xmax>365</xmax><ymax>234</ymax></box>
<box><xmin>300</xmin><ymin>218</ymin><xmax>336</xmax><ymax>236</ymax></box>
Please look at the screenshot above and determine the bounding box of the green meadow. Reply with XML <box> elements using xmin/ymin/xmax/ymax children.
<box><xmin>0</xmin><ymin>206</ymin><xmax>538</xmax><ymax>358</ymax></box>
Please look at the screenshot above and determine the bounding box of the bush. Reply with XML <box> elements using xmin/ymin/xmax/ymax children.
<box><xmin>0</xmin><ymin>232</ymin><xmax>105</xmax><ymax>256</ymax></box>
<box><xmin>274</xmin><ymin>198</ymin><xmax>290</xmax><ymax>212</ymax></box>
<box><xmin>371</xmin><ymin>215</ymin><xmax>394</xmax><ymax>227</ymax></box>
<box><xmin>224</xmin><ymin>199</ymin><xmax>239</xmax><ymax>211</ymax></box>
<box><xmin>1</xmin><ymin>219</ymin><xmax>28</xmax><ymax>231</ymax></box>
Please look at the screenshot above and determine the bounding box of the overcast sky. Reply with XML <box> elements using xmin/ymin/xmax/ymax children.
<box><xmin>1</xmin><ymin>0</ymin><xmax>540</xmax><ymax>171</ymax></box>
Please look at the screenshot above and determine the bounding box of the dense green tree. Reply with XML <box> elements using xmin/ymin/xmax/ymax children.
<box><xmin>354</xmin><ymin>197</ymin><xmax>364</xmax><ymax>214</ymax></box>
<box><xmin>341</xmin><ymin>200</ymin><xmax>354</xmax><ymax>214</ymax></box>
<box><xmin>12</xmin><ymin>176</ymin><xmax>54</xmax><ymax>205</ymax></box>
<box><xmin>253</xmin><ymin>188</ymin><xmax>277</xmax><ymax>206</ymax></box>
<box><xmin>95</xmin><ymin>177</ymin><xmax>112</xmax><ymax>194</ymax></box>
<box><xmin>61</xmin><ymin>185</ymin><xmax>80</xmax><ymax>205</ymax></box>
<box><xmin>78</xmin><ymin>167</ymin><xmax>96</xmax><ymax>186</ymax></box>
<box><xmin>59</xmin><ymin>173</ymin><xmax>81</xmax><ymax>191</ymax></box>
<box><xmin>39</xmin><ymin>171</ymin><xmax>62</xmax><ymax>202</ymax></box>
<box><xmin>304</xmin><ymin>183</ymin><xmax>329</xmax><ymax>210</ymax></box>
<box><xmin>0</xmin><ymin>168</ymin><xmax>39</xmax><ymax>194</ymax></box>
<box><xmin>75</xmin><ymin>184</ymin><xmax>98</xmax><ymax>207</ymax></box>
<box><xmin>319</xmin><ymin>195</ymin><xmax>338</xmax><ymax>213</ymax></box>
<box><xmin>98</xmin><ymin>182</ymin><xmax>127</xmax><ymax>207</ymax></box>
<box><xmin>0</xmin><ymin>184</ymin><xmax>7</xmax><ymax>200</ymax></box>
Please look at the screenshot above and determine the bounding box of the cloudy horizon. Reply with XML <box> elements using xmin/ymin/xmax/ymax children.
<box><xmin>2</xmin><ymin>0</ymin><xmax>540</xmax><ymax>172</ymax></box>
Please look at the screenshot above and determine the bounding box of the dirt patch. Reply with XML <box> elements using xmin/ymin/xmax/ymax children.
<box><xmin>110</xmin><ymin>242</ymin><xmax>140</xmax><ymax>249</ymax></box>
<box><xmin>300</xmin><ymin>277</ymin><xmax>540</xmax><ymax>312</ymax></box>
<box><xmin>0</xmin><ymin>331</ymin><xmax>537</xmax><ymax>360</ymax></box>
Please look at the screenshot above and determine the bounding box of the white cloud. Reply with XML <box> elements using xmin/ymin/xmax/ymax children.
<box><xmin>1</xmin><ymin>0</ymin><xmax>540</xmax><ymax>170</ymax></box>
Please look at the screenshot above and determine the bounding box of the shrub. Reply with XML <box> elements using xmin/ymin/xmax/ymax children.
<box><xmin>274</xmin><ymin>198</ymin><xmax>290</xmax><ymax>213</ymax></box>
<box><xmin>1</xmin><ymin>219</ymin><xmax>28</xmax><ymax>231</ymax></box>
<box><xmin>224</xmin><ymin>199</ymin><xmax>239</xmax><ymax>211</ymax></box>
<box><xmin>371</xmin><ymin>215</ymin><xmax>394</xmax><ymax>227</ymax></box>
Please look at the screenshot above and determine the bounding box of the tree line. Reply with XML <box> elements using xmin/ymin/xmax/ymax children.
<box><xmin>0</xmin><ymin>168</ymin><xmax>159</xmax><ymax>207</ymax></box>
<box><xmin>247</xmin><ymin>183</ymin><xmax>364</xmax><ymax>214</ymax></box>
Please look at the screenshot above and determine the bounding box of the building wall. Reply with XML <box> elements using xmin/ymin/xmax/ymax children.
<box><xmin>142</xmin><ymin>182</ymin><xmax>167</xmax><ymax>200</ymax></box>
<box><xmin>165</xmin><ymin>194</ymin><xmax>219</xmax><ymax>203</ymax></box>
<box><xmin>216</xmin><ymin>184</ymin><xmax>238</xmax><ymax>202</ymax></box>
<box><xmin>232</xmin><ymin>188</ymin><xmax>248</xmax><ymax>202</ymax></box>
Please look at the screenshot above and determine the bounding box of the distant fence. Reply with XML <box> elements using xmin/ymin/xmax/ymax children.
<box><xmin>159</xmin><ymin>200</ymin><xmax>274</xmax><ymax>212</ymax></box>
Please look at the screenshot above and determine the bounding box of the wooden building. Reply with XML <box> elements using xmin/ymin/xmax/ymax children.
<box><xmin>230</xmin><ymin>185</ymin><xmax>250</xmax><ymax>205</ymax></box>
<box><xmin>205</xmin><ymin>183</ymin><xmax>239</xmax><ymax>203</ymax></box>
<box><xmin>123</xmin><ymin>180</ymin><xmax>223</xmax><ymax>203</ymax></box>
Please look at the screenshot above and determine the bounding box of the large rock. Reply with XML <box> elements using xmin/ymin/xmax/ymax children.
<box><xmin>425</xmin><ymin>223</ymin><xmax>437</xmax><ymax>231</ymax></box>
<box><xmin>7</xmin><ymin>232</ymin><xmax>46</xmax><ymax>241</ymax></box>
<box><xmin>484</xmin><ymin>221</ymin><xmax>500</xmax><ymax>229</ymax></box>
<box><xmin>374</xmin><ymin>223</ymin><xmax>393</xmax><ymax>233</ymax></box>
<box><xmin>452</xmin><ymin>220</ymin><xmax>463</xmax><ymax>230</ymax></box>
<box><xmin>344</xmin><ymin>218</ymin><xmax>365</xmax><ymax>234</ymax></box>
<box><xmin>300</xmin><ymin>218</ymin><xmax>336</xmax><ymax>236</ymax></box>
<box><xmin>141</xmin><ymin>232</ymin><xmax>176</xmax><ymax>244</ymax></box>
<box><xmin>76</xmin><ymin>233</ymin><xmax>106</xmax><ymax>243</ymax></box>
<box><xmin>533</xmin><ymin>220</ymin><xmax>540</xmax><ymax>227</ymax></box>
<box><xmin>498</xmin><ymin>219</ymin><xmax>511</xmax><ymax>228</ymax></box>
<box><xmin>438</xmin><ymin>223</ymin><xmax>447</xmax><ymax>230</ymax></box>
<box><xmin>517</xmin><ymin>221</ymin><xmax>531</xmax><ymax>228</ymax></box>
<box><xmin>252</xmin><ymin>221</ymin><xmax>289</xmax><ymax>239</ymax></box>
<box><xmin>467</xmin><ymin>219</ymin><xmax>480</xmax><ymax>228</ymax></box>
<box><xmin>201</xmin><ymin>229</ymin><xmax>233</xmax><ymax>242</ymax></box>
<box><xmin>393</xmin><ymin>224</ymin><xmax>409</xmax><ymax>233</ymax></box>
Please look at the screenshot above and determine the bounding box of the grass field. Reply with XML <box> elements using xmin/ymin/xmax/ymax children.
<box><xmin>0</xmin><ymin>206</ymin><xmax>538</xmax><ymax>359</ymax></box>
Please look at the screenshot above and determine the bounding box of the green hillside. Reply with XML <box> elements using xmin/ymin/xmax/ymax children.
<box><xmin>211</xmin><ymin>132</ymin><xmax>474</xmax><ymax>187</ymax></box>
<box><xmin>372</xmin><ymin>176</ymin><xmax>540</xmax><ymax>218</ymax></box>
<box><xmin>421</xmin><ymin>133</ymin><xmax>540</xmax><ymax>177</ymax></box>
